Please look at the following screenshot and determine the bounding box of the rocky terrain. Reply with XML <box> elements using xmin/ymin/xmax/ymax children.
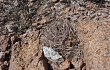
<box><xmin>0</xmin><ymin>0</ymin><xmax>110</xmax><ymax>70</ymax></box>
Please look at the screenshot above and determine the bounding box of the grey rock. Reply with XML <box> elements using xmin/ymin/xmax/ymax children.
<box><xmin>104</xmin><ymin>51</ymin><xmax>110</xmax><ymax>56</ymax></box>
<box><xmin>50</xmin><ymin>0</ymin><xmax>59</xmax><ymax>3</ymax></box>
<box><xmin>93</xmin><ymin>16</ymin><xmax>99</xmax><ymax>21</ymax></box>
<box><xmin>5</xmin><ymin>25</ymin><xmax>13</xmax><ymax>33</ymax></box>
<box><xmin>90</xmin><ymin>14</ymin><xmax>96</xmax><ymax>19</ymax></box>
<box><xmin>72</xmin><ymin>15</ymin><xmax>79</xmax><ymax>21</ymax></box>
<box><xmin>0</xmin><ymin>52</ymin><xmax>5</xmax><ymax>60</ymax></box>
<box><xmin>87</xmin><ymin>11</ymin><xmax>95</xmax><ymax>16</ymax></box>
<box><xmin>78</xmin><ymin>7</ymin><xmax>85</xmax><ymax>11</ymax></box>
<box><xmin>101</xmin><ymin>13</ymin><xmax>109</xmax><ymax>18</ymax></box>
<box><xmin>4</xmin><ymin>61</ymin><xmax>8</xmax><ymax>66</ymax></box>
<box><xmin>13</xmin><ymin>0</ymin><xmax>18</xmax><ymax>6</ymax></box>
<box><xmin>4</xmin><ymin>5</ymin><xmax>13</xmax><ymax>13</ymax></box>
<box><xmin>55</xmin><ymin>3</ymin><xmax>66</xmax><ymax>10</ymax></box>
<box><xmin>5</xmin><ymin>24</ymin><xmax>18</xmax><ymax>33</ymax></box>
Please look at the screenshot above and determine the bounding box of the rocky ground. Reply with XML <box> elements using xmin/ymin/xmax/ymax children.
<box><xmin>0</xmin><ymin>0</ymin><xmax>110</xmax><ymax>70</ymax></box>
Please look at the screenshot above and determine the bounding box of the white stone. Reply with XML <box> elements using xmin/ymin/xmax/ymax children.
<box><xmin>43</xmin><ymin>46</ymin><xmax>64</xmax><ymax>63</ymax></box>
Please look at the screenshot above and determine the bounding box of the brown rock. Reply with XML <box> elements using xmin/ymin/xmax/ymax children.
<box><xmin>9</xmin><ymin>31</ymin><xmax>47</xmax><ymax>70</ymax></box>
<box><xmin>77</xmin><ymin>22</ymin><xmax>110</xmax><ymax>70</ymax></box>
<box><xmin>0</xmin><ymin>36</ymin><xmax>11</xmax><ymax>51</ymax></box>
<box><xmin>37</xmin><ymin>60</ymin><xmax>46</xmax><ymax>70</ymax></box>
<box><xmin>71</xmin><ymin>59</ymin><xmax>83</xmax><ymax>70</ymax></box>
<box><xmin>11</xmin><ymin>36</ymin><xmax>21</xmax><ymax>44</ymax></box>
<box><xmin>59</xmin><ymin>59</ymin><xmax>70</xmax><ymax>70</ymax></box>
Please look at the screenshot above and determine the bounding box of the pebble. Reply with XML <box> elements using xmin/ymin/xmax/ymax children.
<box><xmin>4</xmin><ymin>61</ymin><xmax>8</xmax><ymax>66</ymax></box>
<box><xmin>6</xmin><ymin>25</ymin><xmax>13</xmax><ymax>33</ymax></box>
<box><xmin>72</xmin><ymin>15</ymin><xmax>79</xmax><ymax>21</ymax></box>
<box><xmin>5</xmin><ymin>24</ymin><xmax>18</xmax><ymax>33</ymax></box>
<box><xmin>29</xmin><ymin>0</ymin><xmax>36</xmax><ymax>2</ymax></box>
<box><xmin>0</xmin><ymin>52</ymin><xmax>5</xmax><ymax>60</ymax></box>
<box><xmin>93</xmin><ymin>16</ymin><xmax>99</xmax><ymax>21</ymax></box>
<box><xmin>51</xmin><ymin>0</ymin><xmax>59</xmax><ymax>3</ymax></box>
<box><xmin>13</xmin><ymin>0</ymin><xmax>18</xmax><ymax>6</ymax></box>
<box><xmin>78</xmin><ymin>7</ymin><xmax>85</xmax><ymax>11</ymax></box>
<box><xmin>101</xmin><ymin>13</ymin><xmax>108</xmax><ymax>18</ymax></box>
<box><xmin>89</xmin><ymin>14</ymin><xmax>96</xmax><ymax>19</ymax></box>
<box><xmin>87</xmin><ymin>11</ymin><xmax>95</xmax><ymax>16</ymax></box>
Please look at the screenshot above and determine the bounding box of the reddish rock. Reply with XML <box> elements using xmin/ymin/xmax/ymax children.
<box><xmin>59</xmin><ymin>59</ymin><xmax>70</xmax><ymax>70</ymax></box>
<box><xmin>77</xmin><ymin>22</ymin><xmax>110</xmax><ymax>70</ymax></box>
<box><xmin>9</xmin><ymin>31</ymin><xmax>49</xmax><ymax>70</ymax></box>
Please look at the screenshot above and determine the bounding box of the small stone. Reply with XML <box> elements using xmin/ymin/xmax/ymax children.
<box><xmin>54</xmin><ymin>2</ymin><xmax>65</xmax><ymax>10</ymax></box>
<box><xmin>37</xmin><ymin>60</ymin><xmax>46</xmax><ymax>70</ymax></box>
<box><xmin>51</xmin><ymin>0</ymin><xmax>59</xmax><ymax>3</ymax></box>
<box><xmin>13</xmin><ymin>0</ymin><xmax>18</xmax><ymax>6</ymax></box>
<box><xmin>32</xmin><ymin>23</ymin><xmax>37</xmax><ymax>26</ymax></box>
<box><xmin>71</xmin><ymin>59</ymin><xmax>83</xmax><ymax>70</ymax></box>
<box><xmin>5</xmin><ymin>25</ymin><xmax>13</xmax><ymax>33</ymax></box>
<box><xmin>4</xmin><ymin>61</ymin><xmax>8</xmax><ymax>66</ymax></box>
<box><xmin>104</xmin><ymin>51</ymin><xmax>110</xmax><ymax>56</ymax></box>
<box><xmin>102</xmin><ymin>13</ymin><xmax>108</xmax><ymax>18</ymax></box>
<box><xmin>40</xmin><ymin>18</ymin><xmax>50</xmax><ymax>24</ymax></box>
<box><xmin>72</xmin><ymin>15</ymin><xmax>79</xmax><ymax>21</ymax></box>
<box><xmin>43</xmin><ymin>46</ymin><xmax>64</xmax><ymax>63</ymax></box>
<box><xmin>0</xmin><ymin>52</ymin><xmax>5</xmax><ymax>60</ymax></box>
<box><xmin>97</xmin><ymin>12</ymin><xmax>101</xmax><ymax>16</ymax></box>
<box><xmin>29</xmin><ymin>0</ymin><xmax>36</xmax><ymax>2</ymax></box>
<box><xmin>93</xmin><ymin>16</ymin><xmax>99</xmax><ymax>21</ymax></box>
<box><xmin>64</xmin><ymin>7</ymin><xmax>71</xmax><ymax>13</ymax></box>
<box><xmin>87</xmin><ymin>11</ymin><xmax>95</xmax><ymax>16</ymax></box>
<box><xmin>5</xmin><ymin>24</ymin><xmax>18</xmax><ymax>33</ymax></box>
<box><xmin>90</xmin><ymin>14</ymin><xmax>96</xmax><ymax>19</ymax></box>
<box><xmin>50</xmin><ymin>0</ymin><xmax>58</xmax><ymax>3</ymax></box>
<box><xmin>78</xmin><ymin>7</ymin><xmax>85</xmax><ymax>11</ymax></box>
